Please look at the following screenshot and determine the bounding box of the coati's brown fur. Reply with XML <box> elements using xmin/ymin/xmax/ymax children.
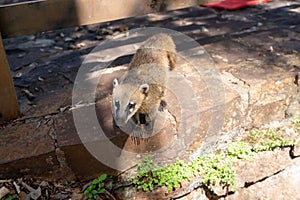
<box><xmin>129</xmin><ymin>33</ymin><xmax>177</xmax><ymax>70</ymax></box>
<box><xmin>112</xmin><ymin>33</ymin><xmax>177</xmax><ymax>134</ymax></box>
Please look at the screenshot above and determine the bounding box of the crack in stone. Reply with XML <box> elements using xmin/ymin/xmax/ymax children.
<box><xmin>221</xmin><ymin>71</ymin><xmax>252</xmax><ymax>126</ymax></box>
<box><xmin>171</xmin><ymin>178</ymin><xmax>203</xmax><ymax>199</ymax></box>
<box><xmin>294</xmin><ymin>73</ymin><xmax>299</xmax><ymax>86</ymax></box>
<box><xmin>284</xmin><ymin>72</ymin><xmax>300</xmax><ymax>118</ymax></box>
<box><xmin>47</xmin><ymin>116</ymin><xmax>76</xmax><ymax>181</ymax></box>
<box><xmin>290</xmin><ymin>145</ymin><xmax>300</xmax><ymax>159</ymax></box>
<box><xmin>46</xmin><ymin>118</ymin><xmax>58</xmax><ymax>148</ymax></box>
<box><xmin>13</xmin><ymin>111</ymin><xmax>60</xmax><ymax>123</ymax></box>
<box><xmin>244</xmin><ymin>169</ymin><xmax>284</xmax><ymax>188</ymax></box>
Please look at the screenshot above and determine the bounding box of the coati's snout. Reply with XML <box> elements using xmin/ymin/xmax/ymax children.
<box><xmin>112</xmin><ymin>78</ymin><xmax>149</xmax><ymax>126</ymax></box>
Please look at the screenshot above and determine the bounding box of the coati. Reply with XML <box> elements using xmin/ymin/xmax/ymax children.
<box><xmin>112</xmin><ymin>33</ymin><xmax>177</xmax><ymax>135</ymax></box>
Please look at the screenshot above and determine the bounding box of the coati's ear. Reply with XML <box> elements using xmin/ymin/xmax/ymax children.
<box><xmin>113</xmin><ymin>78</ymin><xmax>119</xmax><ymax>88</ymax></box>
<box><xmin>139</xmin><ymin>84</ymin><xmax>149</xmax><ymax>94</ymax></box>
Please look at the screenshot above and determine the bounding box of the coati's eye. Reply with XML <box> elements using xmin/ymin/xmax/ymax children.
<box><xmin>128</xmin><ymin>102</ymin><xmax>136</xmax><ymax>113</ymax></box>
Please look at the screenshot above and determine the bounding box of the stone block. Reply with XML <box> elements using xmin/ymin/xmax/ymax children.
<box><xmin>0</xmin><ymin>119</ymin><xmax>58</xmax><ymax>179</ymax></box>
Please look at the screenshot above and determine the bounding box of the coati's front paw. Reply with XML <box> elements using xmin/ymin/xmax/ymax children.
<box><xmin>132</xmin><ymin>126</ymin><xmax>144</xmax><ymax>138</ymax></box>
<box><xmin>158</xmin><ymin>100</ymin><xmax>167</xmax><ymax>112</ymax></box>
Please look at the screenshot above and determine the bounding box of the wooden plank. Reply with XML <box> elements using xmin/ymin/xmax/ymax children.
<box><xmin>0</xmin><ymin>0</ymin><xmax>215</xmax><ymax>38</ymax></box>
<box><xmin>0</xmin><ymin>34</ymin><xmax>19</xmax><ymax>123</ymax></box>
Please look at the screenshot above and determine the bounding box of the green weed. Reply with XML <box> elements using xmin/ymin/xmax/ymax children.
<box><xmin>129</xmin><ymin>142</ymin><xmax>250</xmax><ymax>194</ymax></box>
<box><xmin>0</xmin><ymin>195</ymin><xmax>18</xmax><ymax>200</ymax></box>
<box><xmin>291</xmin><ymin>118</ymin><xmax>300</xmax><ymax>124</ymax></box>
<box><xmin>84</xmin><ymin>174</ymin><xmax>107</xmax><ymax>199</ymax></box>
<box><xmin>86</xmin><ymin>119</ymin><xmax>300</xmax><ymax>196</ymax></box>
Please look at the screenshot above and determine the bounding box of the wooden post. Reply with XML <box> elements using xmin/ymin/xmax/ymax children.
<box><xmin>0</xmin><ymin>33</ymin><xmax>19</xmax><ymax>123</ymax></box>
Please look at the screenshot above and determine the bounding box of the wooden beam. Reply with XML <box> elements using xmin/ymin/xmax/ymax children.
<box><xmin>0</xmin><ymin>0</ymin><xmax>214</xmax><ymax>38</ymax></box>
<box><xmin>0</xmin><ymin>34</ymin><xmax>19</xmax><ymax>123</ymax></box>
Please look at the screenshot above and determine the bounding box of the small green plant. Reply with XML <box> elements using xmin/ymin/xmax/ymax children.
<box><xmin>247</xmin><ymin>125</ymin><xmax>297</xmax><ymax>152</ymax></box>
<box><xmin>128</xmin><ymin>119</ymin><xmax>300</xmax><ymax>195</ymax></box>
<box><xmin>253</xmin><ymin>139</ymin><xmax>295</xmax><ymax>152</ymax></box>
<box><xmin>82</xmin><ymin>119</ymin><xmax>298</xmax><ymax>196</ymax></box>
<box><xmin>226</xmin><ymin>141</ymin><xmax>254</xmax><ymax>160</ymax></box>
<box><xmin>292</xmin><ymin>118</ymin><xmax>300</xmax><ymax>134</ymax></box>
<box><xmin>153</xmin><ymin>159</ymin><xmax>194</xmax><ymax>193</ymax></box>
<box><xmin>84</xmin><ymin>174</ymin><xmax>107</xmax><ymax>199</ymax></box>
<box><xmin>197</xmin><ymin>153</ymin><xmax>237</xmax><ymax>191</ymax></box>
<box><xmin>64</xmin><ymin>180</ymin><xmax>69</xmax><ymax>186</ymax></box>
<box><xmin>130</xmin><ymin>158</ymin><xmax>196</xmax><ymax>193</ymax></box>
<box><xmin>131</xmin><ymin>138</ymin><xmax>298</xmax><ymax>194</ymax></box>
<box><xmin>1</xmin><ymin>194</ymin><xmax>18</xmax><ymax>200</ymax></box>
<box><xmin>291</xmin><ymin>118</ymin><xmax>300</xmax><ymax>124</ymax></box>
<box><xmin>129</xmin><ymin>146</ymin><xmax>242</xmax><ymax>194</ymax></box>
<box><xmin>248</xmin><ymin>128</ymin><xmax>284</xmax><ymax>143</ymax></box>
<box><xmin>129</xmin><ymin>155</ymin><xmax>160</xmax><ymax>192</ymax></box>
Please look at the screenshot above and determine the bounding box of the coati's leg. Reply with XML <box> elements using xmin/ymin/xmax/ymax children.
<box><xmin>126</xmin><ymin>114</ymin><xmax>142</xmax><ymax>138</ymax></box>
<box><xmin>144</xmin><ymin>103</ymin><xmax>160</xmax><ymax>134</ymax></box>
<box><xmin>134</xmin><ymin>102</ymin><xmax>161</xmax><ymax>135</ymax></box>
<box><xmin>132</xmin><ymin>125</ymin><xmax>143</xmax><ymax>138</ymax></box>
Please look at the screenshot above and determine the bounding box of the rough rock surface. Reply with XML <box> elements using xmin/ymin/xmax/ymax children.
<box><xmin>210</xmin><ymin>148</ymin><xmax>294</xmax><ymax>197</ymax></box>
<box><xmin>230</xmin><ymin>158</ymin><xmax>300</xmax><ymax>200</ymax></box>
<box><xmin>0</xmin><ymin>0</ymin><xmax>299</xmax><ymax>199</ymax></box>
<box><xmin>235</xmin><ymin>149</ymin><xmax>293</xmax><ymax>189</ymax></box>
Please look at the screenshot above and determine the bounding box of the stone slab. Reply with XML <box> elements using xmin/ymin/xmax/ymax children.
<box><xmin>235</xmin><ymin>148</ymin><xmax>293</xmax><ymax>188</ymax></box>
<box><xmin>230</xmin><ymin>157</ymin><xmax>300</xmax><ymax>200</ymax></box>
<box><xmin>0</xmin><ymin>118</ymin><xmax>58</xmax><ymax>179</ymax></box>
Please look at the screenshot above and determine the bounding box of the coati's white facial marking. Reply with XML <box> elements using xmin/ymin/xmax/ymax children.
<box><xmin>112</xmin><ymin>79</ymin><xmax>149</xmax><ymax>126</ymax></box>
<box><xmin>114</xmin><ymin>99</ymin><xmax>120</xmax><ymax>113</ymax></box>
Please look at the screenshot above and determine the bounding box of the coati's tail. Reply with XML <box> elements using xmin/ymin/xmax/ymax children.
<box><xmin>160</xmin><ymin>33</ymin><xmax>177</xmax><ymax>71</ymax></box>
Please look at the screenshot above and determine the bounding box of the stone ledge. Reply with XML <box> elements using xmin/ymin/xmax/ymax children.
<box><xmin>0</xmin><ymin>59</ymin><xmax>299</xmax><ymax>181</ymax></box>
<box><xmin>230</xmin><ymin>157</ymin><xmax>300</xmax><ymax>200</ymax></box>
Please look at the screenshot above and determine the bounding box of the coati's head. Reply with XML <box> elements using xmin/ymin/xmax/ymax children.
<box><xmin>112</xmin><ymin>78</ymin><xmax>149</xmax><ymax>126</ymax></box>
